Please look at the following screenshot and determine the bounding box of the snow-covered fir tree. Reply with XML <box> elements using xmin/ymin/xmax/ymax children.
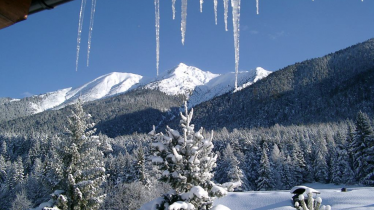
<box><xmin>54</xmin><ymin>100</ymin><xmax>106</xmax><ymax>210</ymax></box>
<box><xmin>0</xmin><ymin>155</ymin><xmax>6</xmax><ymax>184</ymax></box>
<box><xmin>255</xmin><ymin>141</ymin><xmax>275</xmax><ymax>190</ymax></box>
<box><xmin>270</xmin><ymin>143</ymin><xmax>283</xmax><ymax>189</ymax></box>
<box><xmin>291</xmin><ymin>140</ymin><xmax>307</xmax><ymax>184</ymax></box>
<box><xmin>134</xmin><ymin>144</ymin><xmax>150</xmax><ymax>185</ymax></box>
<box><xmin>6</xmin><ymin>157</ymin><xmax>24</xmax><ymax>192</ymax></box>
<box><xmin>10</xmin><ymin>190</ymin><xmax>32</xmax><ymax>210</ymax></box>
<box><xmin>313</xmin><ymin>150</ymin><xmax>329</xmax><ymax>184</ymax></box>
<box><xmin>215</xmin><ymin>144</ymin><xmax>244</xmax><ymax>191</ymax></box>
<box><xmin>313</xmin><ymin>133</ymin><xmax>329</xmax><ymax>183</ymax></box>
<box><xmin>350</xmin><ymin>111</ymin><xmax>374</xmax><ymax>184</ymax></box>
<box><xmin>331</xmin><ymin>141</ymin><xmax>354</xmax><ymax>185</ymax></box>
<box><xmin>0</xmin><ymin>141</ymin><xmax>8</xmax><ymax>160</ymax></box>
<box><xmin>142</xmin><ymin>102</ymin><xmax>239</xmax><ymax>210</ymax></box>
<box><xmin>281</xmin><ymin>155</ymin><xmax>295</xmax><ymax>189</ymax></box>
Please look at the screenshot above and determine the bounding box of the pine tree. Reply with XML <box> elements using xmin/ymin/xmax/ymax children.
<box><xmin>346</xmin><ymin>121</ymin><xmax>355</xmax><ymax>169</ymax></box>
<box><xmin>145</xmin><ymin>103</ymin><xmax>238</xmax><ymax>210</ymax></box>
<box><xmin>270</xmin><ymin>144</ymin><xmax>284</xmax><ymax>189</ymax></box>
<box><xmin>0</xmin><ymin>141</ymin><xmax>9</xmax><ymax>161</ymax></box>
<box><xmin>0</xmin><ymin>155</ymin><xmax>6</xmax><ymax>184</ymax></box>
<box><xmin>96</xmin><ymin>133</ymin><xmax>113</xmax><ymax>156</ymax></box>
<box><xmin>134</xmin><ymin>144</ymin><xmax>149</xmax><ymax>185</ymax></box>
<box><xmin>313</xmin><ymin>150</ymin><xmax>329</xmax><ymax>183</ymax></box>
<box><xmin>215</xmin><ymin>144</ymin><xmax>244</xmax><ymax>191</ymax></box>
<box><xmin>281</xmin><ymin>155</ymin><xmax>295</xmax><ymax>189</ymax></box>
<box><xmin>331</xmin><ymin>143</ymin><xmax>354</xmax><ymax>184</ymax></box>
<box><xmin>256</xmin><ymin>142</ymin><xmax>275</xmax><ymax>191</ymax></box>
<box><xmin>291</xmin><ymin>140</ymin><xmax>307</xmax><ymax>183</ymax></box>
<box><xmin>245</xmin><ymin>146</ymin><xmax>260</xmax><ymax>190</ymax></box>
<box><xmin>56</xmin><ymin>100</ymin><xmax>106</xmax><ymax>210</ymax></box>
<box><xmin>6</xmin><ymin>157</ymin><xmax>24</xmax><ymax>192</ymax></box>
<box><xmin>123</xmin><ymin>149</ymin><xmax>136</xmax><ymax>183</ymax></box>
<box><xmin>10</xmin><ymin>190</ymin><xmax>32</xmax><ymax>210</ymax></box>
<box><xmin>350</xmin><ymin>111</ymin><xmax>374</xmax><ymax>183</ymax></box>
<box><xmin>42</xmin><ymin>151</ymin><xmax>63</xmax><ymax>192</ymax></box>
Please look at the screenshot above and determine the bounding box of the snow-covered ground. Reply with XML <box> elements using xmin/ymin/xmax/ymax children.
<box><xmin>214</xmin><ymin>183</ymin><xmax>374</xmax><ymax>210</ymax></box>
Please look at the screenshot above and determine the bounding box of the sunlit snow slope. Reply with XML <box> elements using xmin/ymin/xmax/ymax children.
<box><xmin>30</xmin><ymin>72</ymin><xmax>142</xmax><ymax>113</ymax></box>
<box><xmin>188</xmin><ymin>67</ymin><xmax>271</xmax><ymax>107</ymax></box>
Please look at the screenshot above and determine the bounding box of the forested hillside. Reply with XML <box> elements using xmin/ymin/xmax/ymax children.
<box><xmin>192</xmin><ymin>38</ymin><xmax>374</xmax><ymax>130</ymax></box>
<box><xmin>0</xmin><ymin>97</ymin><xmax>43</xmax><ymax>123</ymax></box>
<box><xmin>0</xmin><ymin>89</ymin><xmax>185</xmax><ymax>137</ymax></box>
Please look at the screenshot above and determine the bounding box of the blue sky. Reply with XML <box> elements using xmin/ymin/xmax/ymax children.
<box><xmin>0</xmin><ymin>0</ymin><xmax>373</xmax><ymax>98</ymax></box>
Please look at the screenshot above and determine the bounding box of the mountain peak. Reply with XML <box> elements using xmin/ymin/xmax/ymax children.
<box><xmin>145</xmin><ymin>64</ymin><xmax>219</xmax><ymax>96</ymax></box>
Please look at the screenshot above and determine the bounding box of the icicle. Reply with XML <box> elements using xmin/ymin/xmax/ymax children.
<box><xmin>214</xmin><ymin>0</ymin><xmax>218</xmax><ymax>25</ymax></box>
<box><xmin>155</xmin><ymin>0</ymin><xmax>160</xmax><ymax>76</ymax></box>
<box><xmin>256</xmin><ymin>0</ymin><xmax>259</xmax><ymax>15</ymax></box>
<box><xmin>172</xmin><ymin>0</ymin><xmax>176</xmax><ymax>20</ymax></box>
<box><xmin>223</xmin><ymin>0</ymin><xmax>229</xmax><ymax>31</ymax></box>
<box><xmin>75</xmin><ymin>0</ymin><xmax>86</xmax><ymax>71</ymax></box>
<box><xmin>231</xmin><ymin>0</ymin><xmax>241</xmax><ymax>89</ymax></box>
<box><xmin>181</xmin><ymin>0</ymin><xmax>188</xmax><ymax>45</ymax></box>
<box><xmin>200</xmin><ymin>0</ymin><xmax>203</xmax><ymax>13</ymax></box>
<box><xmin>87</xmin><ymin>0</ymin><xmax>97</xmax><ymax>67</ymax></box>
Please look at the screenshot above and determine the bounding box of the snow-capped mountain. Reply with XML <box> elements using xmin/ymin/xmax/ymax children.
<box><xmin>2</xmin><ymin>63</ymin><xmax>271</xmax><ymax>118</ymax></box>
<box><xmin>188</xmin><ymin>67</ymin><xmax>271</xmax><ymax>107</ymax></box>
<box><xmin>144</xmin><ymin>63</ymin><xmax>219</xmax><ymax>96</ymax></box>
<box><xmin>30</xmin><ymin>72</ymin><xmax>143</xmax><ymax>113</ymax></box>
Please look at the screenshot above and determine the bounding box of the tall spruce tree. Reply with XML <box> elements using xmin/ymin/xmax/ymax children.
<box><xmin>270</xmin><ymin>144</ymin><xmax>283</xmax><ymax>189</ymax></box>
<box><xmin>215</xmin><ymin>144</ymin><xmax>244</xmax><ymax>191</ymax></box>
<box><xmin>134</xmin><ymin>144</ymin><xmax>149</xmax><ymax>185</ymax></box>
<box><xmin>256</xmin><ymin>142</ymin><xmax>275</xmax><ymax>191</ymax></box>
<box><xmin>56</xmin><ymin>100</ymin><xmax>106</xmax><ymax>210</ymax></box>
<box><xmin>350</xmin><ymin>111</ymin><xmax>374</xmax><ymax>183</ymax></box>
<box><xmin>144</xmin><ymin>103</ymin><xmax>238</xmax><ymax>210</ymax></box>
<box><xmin>331</xmin><ymin>143</ymin><xmax>354</xmax><ymax>184</ymax></box>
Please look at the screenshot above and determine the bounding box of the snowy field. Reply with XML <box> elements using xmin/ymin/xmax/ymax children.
<box><xmin>214</xmin><ymin>183</ymin><xmax>374</xmax><ymax>210</ymax></box>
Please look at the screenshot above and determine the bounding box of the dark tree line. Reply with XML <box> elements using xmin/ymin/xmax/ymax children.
<box><xmin>212</xmin><ymin>111</ymin><xmax>374</xmax><ymax>191</ymax></box>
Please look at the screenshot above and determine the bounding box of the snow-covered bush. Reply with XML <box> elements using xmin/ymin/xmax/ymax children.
<box><xmin>295</xmin><ymin>190</ymin><xmax>331</xmax><ymax>210</ymax></box>
<box><xmin>141</xmin><ymin>102</ymin><xmax>239</xmax><ymax>210</ymax></box>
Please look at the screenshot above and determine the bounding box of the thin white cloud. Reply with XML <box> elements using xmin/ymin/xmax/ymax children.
<box><xmin>268</xmin><ymin>31</ymin><xmax>285</xmax><ymax>40</ymax></box>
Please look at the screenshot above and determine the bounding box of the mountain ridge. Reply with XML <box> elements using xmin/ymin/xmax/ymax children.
<box><xmin>0</xmin><ymin>63</ymin><xmax>270</xmax><ymax>122</ymax></box>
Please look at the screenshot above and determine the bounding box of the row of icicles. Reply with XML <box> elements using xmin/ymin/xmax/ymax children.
<box><xmin>75</xmin><ymin>0</ymin><xmax>248</xmax><ymax>89</ymax></box>
<box><xmin>156</xmin><ymin>0</ymin><xmax>244</xmax><ymax>89</ymax></box>
<box><xmin>76</xmin><ymin>0</ymin><xmax>364</xmax><ymax>89</ymax></box>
